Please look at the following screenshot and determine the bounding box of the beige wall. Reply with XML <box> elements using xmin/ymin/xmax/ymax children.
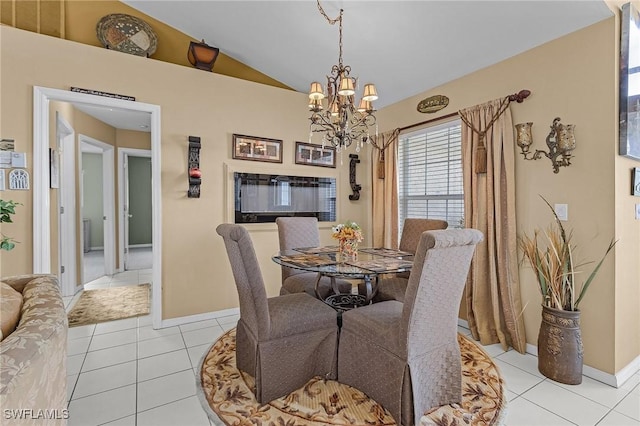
<box><xmin>2</xmin><ymin>16</ymin><xmax>636</xmax><ymax>376</ymax></box>
<box><xmin>0</xmin><ymin>25</ymin><xmax>367</xmax><ymax>319</ymax></box>
<box><xmin>377</xmin><ymin>18</ymin><xmax>639</xmax><ymax>375</ymax></box>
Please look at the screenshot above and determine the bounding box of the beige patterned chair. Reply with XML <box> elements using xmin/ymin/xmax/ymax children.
<box><xmin>0</xmin><ymin>274</ymin><xmax>68</xmax><ymax>425</ymax></box>
<box><xmin>275</xmin><ymin>217</ymin><xmax>353</xmax><ymax>299</ymax></box>
<box><xmin>216</xmin><ymin>223</ymin><xmax>339</xmax><ymax>403</ymax></box>
<box><xmin>338</xmin><ymin>229</ymin><xmax>482</xmax><ymax>426</ymax></box>
<box><xmin>374</xmin><ymin>218</ymin><xmax>448</xmax><ymax>302</ymax></box>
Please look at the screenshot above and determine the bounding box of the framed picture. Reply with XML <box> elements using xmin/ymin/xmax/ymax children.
<box><xmin>294</xmin><ymin>141</ymin><xmax>336</xmax><ymax>168</ymax></box>
<box><xmin>49</xmin><ymin>148</ymin><xmax>59</xmax><ymax>189</ymax></box>
<box><xmin>633</xmin><ymin>167</ymin><xmax>640</xmax><ymax>196</ymax></box>
<box><xmin>232</xmin><ymin>134</ymin><xmax>282</xmax><ymax>163</ymax></box>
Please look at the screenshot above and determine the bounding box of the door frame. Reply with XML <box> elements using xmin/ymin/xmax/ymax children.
<box><xmin>56</xmin><ymin>113</ymin><xmax>79</xmax><ymax>297</ymax></box>
<box><xmin>33</xmin><ymin>86</ymin><xmax>163</xmax><ymax>329</ymax></box>
<box><xmin>118</xmin><ymin>148</ymin><xmax>152</xmax><ymax>272</ymax></box>
<box><xmin>79</xmin><ymin>135</ymin><xmax>116</xmax><ymax>278</ymax></box>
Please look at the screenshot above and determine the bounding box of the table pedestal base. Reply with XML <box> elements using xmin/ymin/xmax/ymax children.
<box><xmin>324</xmin><ymin>294</ymin><xmax>367</xmax><ymax>312</ymax></box>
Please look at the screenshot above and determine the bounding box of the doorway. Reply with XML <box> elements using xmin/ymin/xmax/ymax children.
<box><xmin>79</xmin><ymin>136</ymin><xmax>116</xmax><ymax>284</ymax></box>
<box><xmin>118</xmin><ymin>148</ymin><xmax>152</xmax><ymax>272</ymax></box>
<box><xmin>33</xmin><ymin>86</ymin><xmax>163</xmax><ymax>329</ymax></box>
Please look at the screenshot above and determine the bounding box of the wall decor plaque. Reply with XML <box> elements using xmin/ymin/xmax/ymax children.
<box><xmin>96</xmin><ymin>13</ymin><xmax>158</xmax><ymax>57</ymax></box>
<box><xmin>417</xmin><ymin>95</ymin><xmax>449</xmax><ymax>114</ymax></box>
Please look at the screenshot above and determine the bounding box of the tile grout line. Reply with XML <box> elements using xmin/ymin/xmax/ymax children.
<box><xmin>537</xmin><ymin>374</ymin><xmax>632</xmax><ymax>413</ymax></box>
<box><xmin>517</xmin><ymin>393</ymin><xmax>581</xmax><ymax>425</ymax></box>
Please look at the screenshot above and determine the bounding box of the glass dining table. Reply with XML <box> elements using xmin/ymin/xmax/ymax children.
<box><xmin>272</xmin><ymin>246</ymin><xmax>414</xmax><ymax>310</ymax></box>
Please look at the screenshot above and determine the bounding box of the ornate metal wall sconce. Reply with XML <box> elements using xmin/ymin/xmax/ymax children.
<box><xmin>515</xmin><ymin>117</ymin><xmax>576</xmax><ymax>173</ymax></box>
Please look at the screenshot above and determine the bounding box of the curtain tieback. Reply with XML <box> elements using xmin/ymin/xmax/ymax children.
<box><xmin>459</xmin><ymin>97</ymin><xmax>511</xmax><ymax>174</ymax></box>
<box><xmin>476</xmin><ymin>132</ymin><xmax>488</xmax><ymax>174</ymax></box>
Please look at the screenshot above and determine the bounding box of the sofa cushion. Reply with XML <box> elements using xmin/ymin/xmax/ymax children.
<box><xmin>0</xmin><ymin>281</ymin><xmax>23</xmax><ymax>341</ymax></box>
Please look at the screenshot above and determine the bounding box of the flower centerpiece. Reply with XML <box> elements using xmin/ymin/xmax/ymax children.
<box><xmin>332</xmin><ymin>220</ymin><xmax>363</xmax><ymax>261</ymax></box>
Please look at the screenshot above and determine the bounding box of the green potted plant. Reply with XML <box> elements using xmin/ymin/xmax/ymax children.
<box><xmin>1</xmin><ymin>199</ymin><xmax>21</xmax><ymax>251</ymax></box>
<box><xmin>519</xmin><ymin>196</ymin><xmax>615</xmax><ymax>384</ymax></box>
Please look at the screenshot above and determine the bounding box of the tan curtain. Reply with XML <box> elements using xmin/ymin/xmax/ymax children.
<box><xmin>459</xmin><ymin>99</ymin><xmax>527</xmax><ymax>353</ymax></box>
<box><xmin>370</xmin><ymin>129</ymin><xmax>400</xmax><ymax>249</ymax></box>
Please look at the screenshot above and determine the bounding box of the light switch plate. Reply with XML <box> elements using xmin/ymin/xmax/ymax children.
<box><xmin>554</xmin><ymin>204</ymin><xmax>568</xmax><ymax>221</ymax></box>
<box><xmin>636</xmin><ymin>204</ymin><xmax>640</xmax><ymax>220</ymax></box>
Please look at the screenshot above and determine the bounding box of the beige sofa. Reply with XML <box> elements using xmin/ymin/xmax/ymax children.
<box><xmin>0</xmin><ymin>275</ymin><xmax>68</xmax><ymax>425</ymax></box>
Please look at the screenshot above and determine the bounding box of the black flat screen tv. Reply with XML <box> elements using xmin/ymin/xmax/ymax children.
<box><xmin>234</xmin><ymin>173</ymin><xmax>336</xmax><ymax>223</ymax></box>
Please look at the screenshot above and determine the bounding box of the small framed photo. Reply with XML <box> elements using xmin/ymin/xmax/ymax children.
<box><xmin>294</xmin><ymin>141</ymin><xmax>336</xmax><ymax>168</ymax></box>
<box><xmin>232</xmin><ymin>134</ymin><xmax>282</xmax><ymax>163</ymax></box>
<box><xmin>633</xmin><ymin>167</ymin><xmax>640</xmax><ymax>196</ymax></box>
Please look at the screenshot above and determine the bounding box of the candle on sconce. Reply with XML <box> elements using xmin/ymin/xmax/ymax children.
<box><xmin>515</xmin><ymin>122</ymin><xmax>534</xmax><ymax>152</ymax></box>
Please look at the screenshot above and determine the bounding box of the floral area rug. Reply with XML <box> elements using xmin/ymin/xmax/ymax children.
<box><xmin>67</xmin><ymin>284</ymin><xmax>150</xmax><ymax>327</ymax></box>
<box><xmin>198</xmin><ymin>329</ymin><xmax>507</xmax><ymax>426</ymax></box>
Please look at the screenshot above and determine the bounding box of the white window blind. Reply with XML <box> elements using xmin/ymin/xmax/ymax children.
<box><xmin>398</xmin><ymin>119</ymin><xmax>464</xmax><ymax>234</ymax></box>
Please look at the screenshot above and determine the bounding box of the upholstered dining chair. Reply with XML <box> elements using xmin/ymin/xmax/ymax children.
<box><xmin>275</xmin><ymin>217</ymin><xmax>353</xmax><ymax>299</ymax></box>
<box><xmin>338</xmin><ymin>228</ymin><xmax>483</xmax><ymax>426</ymax></box>
<box><xmin>374</xmin><ymin>218</ymin><xmax>448</xmax><ymax>302</ymax></box>
<box><xmin>216</xmin><ymin>223</ymin><xmax>339</xmax><ymax>403</ymax></box>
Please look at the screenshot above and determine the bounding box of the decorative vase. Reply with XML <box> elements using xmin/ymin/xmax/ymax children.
<box><xmin>339</xmin><ymin>238</ymin><xmax>358</xmax><ymax>262</ymax></box>
<box><xmin>537</xmin><ymin>305</ymin><xmax>583</xmax><ymax>385</ymax></box>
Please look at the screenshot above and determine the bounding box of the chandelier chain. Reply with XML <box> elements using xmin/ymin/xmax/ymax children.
<box><xmin>316</xmin><ymin>1</ymin><xmax>344</xmax><ymax>66</ymax></box>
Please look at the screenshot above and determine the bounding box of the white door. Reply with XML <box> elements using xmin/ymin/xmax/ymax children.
<box><xmin>56</xmin><ymin>113</ymin><xmax>80</xmax><ymax>297</ymax></box>
<box><xmin>123</xmin><ymin>154</ymin><xmax>131</xmax><ymax>270</ymax></box>
<box><xmin>79</xmin><ymin>136</ymin><xmax>116</xmax><ymax>281</ymax></box>
<box><xmin>118</xmin><ymin>148</ymin><xmax>152</xmax><ymax>272</ymax></box>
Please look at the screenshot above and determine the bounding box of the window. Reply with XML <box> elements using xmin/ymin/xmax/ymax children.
<box><xmin>398</xmin><ymin>119</ymin><xmax>464</xmax><ymax>234</ymax></box>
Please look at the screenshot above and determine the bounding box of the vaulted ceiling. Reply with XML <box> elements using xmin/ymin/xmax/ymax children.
<box><xmin>122</xmin><ymin>1</ymin><xmax>613</xmax><ymax>109</ymax></box>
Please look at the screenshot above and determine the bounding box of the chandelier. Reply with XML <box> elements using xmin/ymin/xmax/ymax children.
<box><xmin>308</xmin><ymin>1</ymin><xmax>378</xmax><ymax>152</ymax></box>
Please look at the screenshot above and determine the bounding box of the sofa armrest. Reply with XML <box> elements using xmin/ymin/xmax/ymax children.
<box><xmin>1</xmin><ymin>274</ymin><xmax>54</xmax><ymax>294</ymax></box>
<box><xmin>0</xmin><ymin>275</ymin><xmax>68</xmax><ymax>423</ymax></box>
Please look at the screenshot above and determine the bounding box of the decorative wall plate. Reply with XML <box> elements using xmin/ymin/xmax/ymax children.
<box><xmin>96</xmin><ymin>14</ymin><xmax>157</xmax><ymax>57</ymax></box>
<box><xmin>417</xmin><ymin>95</ymin><xmax>449</xmax><ymax>114</ymax></box>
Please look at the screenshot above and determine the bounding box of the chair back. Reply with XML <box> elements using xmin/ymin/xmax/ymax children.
<box><xmin>399</xmin><ymin>218</ymin><xmax>448</xmax><ymax>254</ymax></box>
<box><xmin>275</xmin><ymin>217</ymin><xmax>321</xmax><ymax>280</ymax></box>
<box><xmin>401</xmin><ymin>229</ymin><xmax>483</xmax><ymax>355</ymax></box>
<box><xmin>216</xmin><ymin>223</ymin><xmax>270</xmax><ymax>338</ymax></box>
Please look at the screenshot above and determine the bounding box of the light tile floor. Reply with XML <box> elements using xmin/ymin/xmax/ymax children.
<box><xmin>63</xmin><ymin>272</ymin><xmax>640</xmax><ymax>426</ymax></box>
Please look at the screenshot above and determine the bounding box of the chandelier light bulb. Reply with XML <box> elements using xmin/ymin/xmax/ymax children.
<box><xmin>329</xmin><ymin>101</ymin><xmax>340</xmax><ymax>117</ymax></box>
<box><xmin>308</xmin><ymin>98</ymin><xmax>324</xmax><ymax>111</ymax></box>
<box><xmin>362</xmin><ymin>84</ymin><xmax>378</xmax><ymax>101</ymax></box>
<box><xmin>338</xmin><ymin>76</ymin><xmax>355</xmax><ymax>96</ymax></box>
<box><xmin>309</xmin><ymin>82</ymin><xmax>325</xmax><ymax>100</ymax></box>
<box><xmin>357</xmin><ymin>99</ymin><xmax>372</xmax><ymax>112</ymax></box>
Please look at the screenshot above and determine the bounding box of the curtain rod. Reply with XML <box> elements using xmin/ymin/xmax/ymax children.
<box><xmin>398</xmin><ymin>89</ymin><xmax>531</xmax><ymax>133</ymax></box>
<box><xmin>398</xmin><ymin>112</ymin><xmax>458</xmax><ymax>132</ymax></box>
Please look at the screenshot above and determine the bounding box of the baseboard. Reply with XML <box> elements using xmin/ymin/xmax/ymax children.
<box><xmin>160</xmin><ymin>307</ymin><xmax>240</xmax><ymax>328</ymax></box>
<box><xmin>526</xmin><ymin>343</ymin><xmax>640</xmax><ymax>388</ymax></box>
<box><xmin>613</xmin><ymin>354</ymin><xmax>640</xmax><ymax>388</ymax></box>
<box><xmin>461</xmin><ymin>323</ymin><xmax>640</xmax><ymax>388</ymax></box>
<box><xmin>89</xmin><ymin>246</ymin><xmax>104</xmax><ymax>251</ymax></box>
